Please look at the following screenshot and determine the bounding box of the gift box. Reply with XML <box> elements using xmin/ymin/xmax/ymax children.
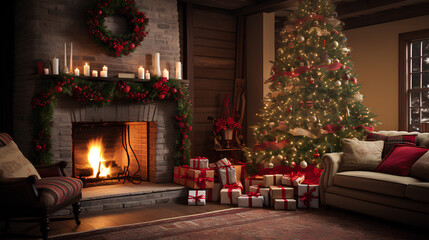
<box><xmin>249</xmin><ymin>184</ymin><xmax>270</xmax><ymax>207</ymax></box>
<box><xmin>263</xmin><ymin>174</ymin><xmax>283</xmax><ymax>187</ymax></box>
<box><xmin>274</xmin><ymin>198</ymin><xmax>296</xmax><ymax>210</ymax></box>
<box><xmin>244</xmin><ymin>176</ymin><xmax>264</xmax><ymax>193</ymax></box>
<box><xmin>281</xmin><ymin>172</ymin><xmax>305</xmax><ymax>187</ymax></box>
<box><xmin>173</xmin><ymin>166</ymin><xmax>190</xmax><ymax>186</ymax></box>
<box><xmin>298</xmin><ymin>183</ymin><xmax>319</xmax><ymax>208</ymax></box>
<box><xmin>232</xmin><ymin>164</ymin><xmax>245</xmax><ymax>183</ymax></box>
<box><xmin>188</xmin><ymin>190</ymin><xmax>206</xmax><ymax>206</ymax></box>
<box><xmin>220</xmin><ymin>181</ymin><xmax>243</xmax><ymax>205</ymax></box>
<box><xmin>206</xmin><ymin>182</ymin><xmax>222</xmax><ymax>202</ymax></box>
<box><xmin>216</xmin><ymin>158</ymin><xmax>237</xmax><ymax>186</ymax></box>
<box><xmin>186</xmin><ymin>168</ymin><xmax>215</xmax><ymax>189</ymax></box>
<box><xmin>190</xmin><ymin>157</ymin><xmax>209</xmax><ymax>169</ymax></box>
<box><xmin>238</xmin><ymin>193</ymin><xmax>264</xmax><ymax>208</ymax></box>
<box><xmin>269</xmin><ymin>185</ymin><xmax>294</xmax><ymax>206</ymax></box>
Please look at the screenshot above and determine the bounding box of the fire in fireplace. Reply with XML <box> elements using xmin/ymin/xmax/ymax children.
<box><xmin>72</xmin><ymin>121</ymin><xmax>149</xmax><ymax>186</ymax></box>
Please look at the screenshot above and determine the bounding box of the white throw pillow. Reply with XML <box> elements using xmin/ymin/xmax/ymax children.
<box><xmin>0</xmin><ymin>141</ymin><xmax>41</xmax><ymax>179</ymax></box>
<box><xmin>340</xmin><ymin>138</ymin><xmax>384</xmax><ymax>171</ymax></box>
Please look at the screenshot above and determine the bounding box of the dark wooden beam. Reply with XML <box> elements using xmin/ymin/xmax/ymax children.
<box><xmin>233</xmin><ymin>0</ymin><xmax>295</xmax><ymax>16</ymax></box>
<box><xmin>336</xmin><ymin>0</ymin><xmax>406</xmax><ymax>16</ymax></box>
<box><xmin>342</xmin><ymin>2</ymin><xmax>429</xmax><ymax>30</ymax></box>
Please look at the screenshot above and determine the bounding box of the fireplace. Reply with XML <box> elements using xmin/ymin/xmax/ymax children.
<box><xmin>72</xmin><ymin>121</ymin><xmax>150</xmax><ymax>186</ymax></box>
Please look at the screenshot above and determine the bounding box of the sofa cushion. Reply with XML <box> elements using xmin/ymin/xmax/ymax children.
<box><xmin>35</xmin><ymin>177</ymin><xmax>83</xmax><ymax>208</ymax></box>
<box><xmin>375</xmin><ymin>145</ymin><xmax>428</xmax><ymax>176</ymax></box>
<box><xmin>0</xmin><ymin>141</ymin><xmax>41</xmax><ymax>179</ymax></box>
<box><xmin>406</xmin><ymin>182</ymin><xmax>429</xmax><ymax>203</ymax></box>
<box><xmin>339</xmin><ymin>138</ymin><xmax>384</xmax><ymax>171</ymax></box>
<box><xmin>366</xmin><ymin>132</ymin><xmax>417</xmax><ymax>158</ymax></box>
<box><xmin>409</xmin><ymin>151</ymin><xmax>429</xmax><ymax>181</ymax></box>
<box><xmin>333</xmin><ymin>171</ymin><xmax>420</xmax><ymax>198</ymax></box>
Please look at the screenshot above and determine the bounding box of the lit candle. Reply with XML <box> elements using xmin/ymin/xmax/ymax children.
<box><xmin>175</xmin><ymin>62</ymin><xmax>182</xmax><ymax>79</ymax></box>
<box><xmin>162</xmin><ymin>69</ymin><xmax>169</xmax><ymax>79</ymax></box>
<box><xmin>52</xmin><ymin>57</ymin><xmax>59</xmax><ymax>75</ymax></box>
<box><xmin>138</xmin><ymin>66</ymin><xmax>145</xmax><ymax>79</ymax></box>
<box><xmin>100</xmin><ymin>70</ymin><xmax>107</xmax><ymax>78</ymax></box>
<box><xmin>145</xmin><ymin>70</ymin><xmax>150</xmax><ymax>79</ymax></box>
<box><xmin>84</xmin><ymin>63</ymin><xmax>90</xmax><ymax>76</ymax></box>
<box><xmin>70</xmin><ymin>42</ymin><xmax>73</xmax><ymax>72</ymax></box>
<box><xmin>92</xmin><ymin>70</ymin><xmax>98</xmax><ymax>77</ymax></box>
<box><xmin>74</xmin><ymin>68</ymin><xmax>80</xmax><ymax>76</ymax></box>
<box><xmin>44</xmin><ymin>68</ymin><xmax>49</xmax><ymax>75</ymax></box>
<box><xmin>102</xmin><ymin>65</ymin><xmax>108</xmax><ymax>73</ymax></box>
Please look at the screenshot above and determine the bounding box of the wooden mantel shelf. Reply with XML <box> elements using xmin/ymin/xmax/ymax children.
<box><xmin>41</xmin><ymin>74</ymin><xmax>189</xmax><ymax>85</ymax></box>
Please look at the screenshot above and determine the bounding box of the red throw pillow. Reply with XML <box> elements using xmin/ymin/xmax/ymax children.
<box><xmin>366</xmin><ymin>133</ymin><xmax>417</xmax><ymax>158</ymax></box>
<box><xmin>375</xmin><ymin>144</ymin><xmax>428</xmax><ymax>176</ymax></box>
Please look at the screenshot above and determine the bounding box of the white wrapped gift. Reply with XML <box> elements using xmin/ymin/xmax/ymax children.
<box><xmin>215</xmin><ymin>158</ymin><xmax>237</xmax><ymax>185</ymax></box>
<box><xmin>249</xmin><ymin>184</ymin><xmax>270</xmax><ymax>207</ymax></box>
<box><xmin>190</xmin><ymin>157</ymin><xmax>209</xmax><ymax>169</ymax></box>
<box><xmin>237</xmin><ymin>193</ymin><xmax>264</xmax><ymax>208</ymax></box>
<box><xmin>297</xmin><ymin>183</ymin><xmax>319</xmax><ymax>208</ymax></box>
<box><xmin>281</xmin><ymin>172</ymin><xmax>305</xmax><ymax>187</ymax></box>
<box><xmin>188</xmin><ymin>190</ymin><xmax>206</xmax><ymax>206</ymax></box>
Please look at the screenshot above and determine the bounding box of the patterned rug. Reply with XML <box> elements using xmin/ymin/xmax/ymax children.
<box><xmin>51</xmin><ymin>207</ymin><xmax>426</xmax><ymax>240</ymax></box>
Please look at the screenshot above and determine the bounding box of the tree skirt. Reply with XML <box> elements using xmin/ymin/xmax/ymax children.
<box><xmin>51</xmin><ymin>208</ymin><xmax>425</xmax><ymax>240</ymax></box>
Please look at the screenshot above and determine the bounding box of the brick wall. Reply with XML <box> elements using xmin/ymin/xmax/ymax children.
<box><xmin>13</xmin><ymin>0</ymin><xmax>181</xmax><ymax>183</ymax></box>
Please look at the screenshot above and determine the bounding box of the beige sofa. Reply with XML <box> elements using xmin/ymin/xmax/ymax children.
<box><xmin>320</xmin><ymin>131</ymin><xmax>429</xmax><ymax>228</ymax></box>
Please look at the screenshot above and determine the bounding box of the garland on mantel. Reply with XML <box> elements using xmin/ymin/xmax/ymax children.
<box><xmin>31</xmin><ymin>74</ymin><xmax>192</xmax><ymax>166</ymax></box>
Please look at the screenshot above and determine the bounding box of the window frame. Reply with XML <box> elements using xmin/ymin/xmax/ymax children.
<box><xmin>398</xmin><ymin>29</ymin><xmax>429</xmax><ymax>131</ymax></box>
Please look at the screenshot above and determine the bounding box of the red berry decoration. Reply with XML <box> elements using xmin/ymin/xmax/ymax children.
<box><xmin>123</xmin><ymin>85</ymin><xmax>131</xmax><ymax>93</ymax></box>
<box><xmin>171</xmin><ymin>88</ymin><xmax>177</xmax><ymax>94</ymax></box>
<box><xmin>158</xmin><ymin>94</ymin><xmax>166</xmax><ymax>100</ymax></box>
<box><xmin>54</xmin><ymin>85</ymin><xmax>62</xmax><ymax>93</ymax></box>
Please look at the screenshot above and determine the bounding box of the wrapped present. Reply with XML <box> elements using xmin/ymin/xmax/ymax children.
<box><xmin>186</xmin><ymin>168</ymin><xmax>215</xmax><ymax>189</ymax></box>
<box><xmin>263</xmin><ymin>174</ymin><xmax>283</xmax><ymax>187</ymax></box>
<box><xmin>232</xmin><ymin>164</ymin><xmax>245</xmax><ymax>183</ymax></box>
<box><xmin>249</xmin><ymin>184</ymin><xmax>270</xmax><ymax>207</ymax></box>
<box><xmin>244</xmin><ymin>175</ymin><xmax>264</xmax><ymax>193</ymax></box>
<box><xmin>298</xmin><ymin>183</ymin><xmax>319</xmax><ymax>208</ymax></box>
<box><xmin>188</xmin><ymin>190</ymin><xmax>206</xmax><ymax>206</ymax></box>
<box><xmin>206</xmin><ymin>182</ymin><xmax>222</xmax><ymax>202</ymax></box>
<box><xmin>274</xmin><ymin>198</ymin><xmax>296</xmax><ymax>210</ymax></box>
<box><xmin>238</xmin><ymin>193</ymin><xmax>264</xmax><ymax>208</ymax></box>
<box><xmin>173</xmin><ymin>166</ymin><xmax>190</xmax><ymax>186</ymax></box>
<box><xmin>270</xmin><ymin>185</ymin><xmax>294</xmax><ymax>206</ymax></box>
<box><xmin>190</xmin><ymin>157</ymin><xmax>209</xmax><ymax>169</ymax></box>
<box><xmin>216</xmin><ymin>158</ymin><xmax>237</xmax><ymax>185</ymax></box>
<box><xmin>281</xmin><ymin>172</ymin><xmax>305</xmax><ymax>187</ymax></box>
<box><xmin>220</xmin><ymin>182</ymin><xmax>243</xmax><ymax>205</ymax></box>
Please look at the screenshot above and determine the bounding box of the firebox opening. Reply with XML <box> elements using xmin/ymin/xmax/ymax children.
<box><xmin>72</xmin><ymin>122</ymin><xmax>148</xmax><ymax>187</ymax></box>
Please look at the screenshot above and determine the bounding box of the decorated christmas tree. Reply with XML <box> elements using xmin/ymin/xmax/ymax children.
<box><xmin>244</xmin><ymin>0</ymin><xmax>378</xmax><ymax>174</ymax></box>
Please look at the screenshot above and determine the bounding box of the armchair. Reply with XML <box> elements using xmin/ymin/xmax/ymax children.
<box><xmin>0</xmin><ymin>133</ymin><xmax>83</xmax><ymax>240</ymax></box>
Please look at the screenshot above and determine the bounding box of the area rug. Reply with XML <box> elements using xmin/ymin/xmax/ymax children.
<box><xmin>51</xmin><ymin>207</ymin><xmax>426</xmax><ymax>240</ymax></box>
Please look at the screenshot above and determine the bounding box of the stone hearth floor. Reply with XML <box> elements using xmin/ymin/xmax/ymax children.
<box><xmin>58</xmin><ymin>181</ymin><xmax>188</xmax><ymax>216</ymax></box>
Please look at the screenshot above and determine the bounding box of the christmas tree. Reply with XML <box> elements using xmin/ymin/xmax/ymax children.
<box><xmin>244</xmin><ymin>0</ymin><xmax>378</xmax><ymax>174</ymax></box>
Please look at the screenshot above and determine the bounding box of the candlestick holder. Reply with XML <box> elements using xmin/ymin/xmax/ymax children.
<box><xmin>63</xmin><ymin>66</ymin><xmax>69</xmax><ymax>74</ymax></box>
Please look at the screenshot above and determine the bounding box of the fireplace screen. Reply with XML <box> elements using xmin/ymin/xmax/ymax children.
<box><xmin>72</xmin><ymin>122</ymin><xmax>148</xmax><ymax>186</ymax></box>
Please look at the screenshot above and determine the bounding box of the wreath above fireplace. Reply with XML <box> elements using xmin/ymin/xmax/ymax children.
<box><xmin>87</xmin><ymin>0</ymin><xmax>149</xmax><ymax>57</ymax></box>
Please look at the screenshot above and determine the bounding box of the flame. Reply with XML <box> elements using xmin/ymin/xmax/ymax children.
<box><xmin>87</xmin><ymin>138</ymin><xmax>110</xmax><ymax>177</ymax></box>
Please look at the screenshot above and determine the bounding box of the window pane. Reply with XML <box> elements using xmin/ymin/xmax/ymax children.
<box><xmin>423</xmin><ymin>40</ymin><xmax>429</xmax><ymax>56</ymax></box>
<box><xmin>411</xmin><ymin>41</ymin><xmax>421</xmax><ymax>57</ymax></box>
<box><xmin>411</xmin><ymin>108</ymin><xmax>420</xmax><ymax>124</ymax></box>
<box><xmin>423</xmin><ymin>57</ymin><xmax>429</xmax><ymax>71</ymax></box>
<box><xmin>410</xmin><ymin>124</ymin><xmax>419</xmax><ymax>131</ymax></box>
<box><xmin>422</xmin><ymin>91</ymin><xmax>429</xmax><ymax>107</ymax></box>
<box><xmin>423</xmin><ymin>72</ymin><xmax>429</xmax><ymax>88</ymax></box>
<box><xmin>412</xmin><ymin>58</ymin><xmax>421</xmax><ymax>72</ymax></box>
<box><xmin>411</xmin><ymin>92</ymin><xmax>420</xmax><ymax>107</ymax></box>
<box><xmin>411</xmin><ymin>73</ymin><xmax>420</xmax><ymax>88</ymax></box>
<box><xmin>422</xmin><ymin>108</ymin><xmax>429</xmax><ymax>122</ymax></box>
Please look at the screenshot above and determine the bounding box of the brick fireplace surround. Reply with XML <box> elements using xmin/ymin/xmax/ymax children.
<box><xmin>12</xmin><ymin>0</ymin><xmax>182</xmax><ymax>184</ymax></box>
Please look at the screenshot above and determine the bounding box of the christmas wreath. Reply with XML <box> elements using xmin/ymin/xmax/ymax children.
<box><xmin>87</xmin><ymin>0</ymin><xmax>149</xmax><ymax>57</ymax></box>
<box><xmin>32</xmin><ymin>75</ymin><xmax>192</xmax><ymax>166</ymax></box>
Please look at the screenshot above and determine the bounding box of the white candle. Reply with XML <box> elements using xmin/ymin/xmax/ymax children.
<box><xmin>162</xmin><ymin>69</ymin><xmax>169</xmax><ymax>79</ymax></box>
<box><xmin>103</xmin><ymin>65</ymin><xmax>108</xmax><ymax>72</ymax></box>
<box><xmin>145</xmin><ymin>70</ymin><xmax>150</xmax><ymax>79</ymax></box>
<box><xmin>70</xmin><ymin>42</ymin><xmax>73</xmax><ymax>72</ymax></box>
<box><xmin>64</xmin><ymin>42</ymin><xmax>67</xmax><ymax>68</ymax></box>
<box><xmin>138</xmin><ymin>66</ymin><xmax>145</xmax><ymax>79</ymax></box>
<box><xmin>153</xmin><ymin>53</ymin><xmax>161</xmax><ymax>77</ymax></box>
<box><xmin>175</xmin><ymin>62</ymin><xmax>182</xmax><ymax>79</ymax></box>
<box><xmin>92</xmin><ymin>70</ymin><xmax>98</xmax><ymax>77</ymax></box>
<box><xmin>52</xmin><ymin>57</ymin><xmax>59</xmax><ymax>75</ymax></box>
<box><xmin>74</xmin><ymin>68</ymin><xmax>80</xmax><ymax>76</ymax></box>
<box><xmin>100</xmin><ymin>70</ymin><xmax>107</xmax><ymax>78</ymax></box>
<box><xmin>44</xmin><ymin>68</ymin><xmax>49</xmax><ymax>75</ymax></box>
<box><xmin>84</xmin><ymin>63</ymin><xmax>90</xmax><ymax>76</ymax></box>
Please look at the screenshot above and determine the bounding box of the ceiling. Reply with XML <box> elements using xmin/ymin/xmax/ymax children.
<box><xmin>182</xmin><ymin>0</ymin><xmax>429</xmax><ymax>29</ymax></box>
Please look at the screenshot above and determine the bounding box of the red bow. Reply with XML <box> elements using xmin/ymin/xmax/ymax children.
<box><xmin>188</xmin><ymin>190</ymin><xmax>206</xmax><ymax>205</ymax></box>
<box><xmin>247</xmin><ymin>192</ymin><xmax>261</xmax><ymax>197</ymax></box>
<box><xmin>299</xmin><ymin>185</ymin><xmax>317</xmax><ymax>208</ymax></box>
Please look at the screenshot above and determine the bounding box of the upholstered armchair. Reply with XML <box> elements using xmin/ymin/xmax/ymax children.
<box><xmin>0</xmin><ymin>133</ymin><xmax>83</xmax><ymax>240</ymax></box>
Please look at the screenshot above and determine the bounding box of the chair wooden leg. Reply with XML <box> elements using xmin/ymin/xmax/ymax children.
<box><xmin>40</xmin><ymin>214</ymin><xmax>50</xmax><ymax>240</ymax></box>
<box><xmin>72</xmin><ymin>201</ymin><xmax>81</xmax><ymax>225</ymax></box>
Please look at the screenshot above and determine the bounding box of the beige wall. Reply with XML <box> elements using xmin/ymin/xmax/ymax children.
<box><xmin>344</xmin><ymin>15</ymin><xmax>429</xmax><ymax>131</ymax></box>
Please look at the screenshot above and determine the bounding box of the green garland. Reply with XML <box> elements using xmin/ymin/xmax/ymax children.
<box><xmin>31</xmin><ymin>74</ymin><xmax>192</xmax><ymax>166</ymax></box>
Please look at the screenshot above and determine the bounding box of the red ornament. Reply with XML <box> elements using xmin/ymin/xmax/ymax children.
<box><xmin>171</xmin><ymin>88</ymin><xmax>177</xmax><ymax>94</ymax></box>
<box><xmin>129</xmin><ymin>43</ymin><xmax>135</xmax><ymax>49</ymax></box>
<box><xmin>313</xmin><ymin>150</ymin><xmax>320</xmax><ymax>158</ymax></box>
<box><xmin>123</xmin><ymin>85</ymin><xmax>131</xmax><ymax>93</ymax></box>
<box><xmin>305</xmin><ymin>100</ymin><xmax>314</xmax><ymax>107</ymax></box>
<box><xmin>350</xmin><ymin>77</ymin><xmax>357</xmax><ymax>84</ymax></box>
<box><xmin>54</xmin><ymin>85</ymin><xmax>62</xmax><ymax>93</ymax></box>
<box><xmin>158</xmin><ymin>94</ymin><xmax>165</xmax><ymax>99</ymax></box>
<box><xmin>308</xmin><ymin>77</ymin><xmax>315</xmax><ymax>84</ymax></box>
<box><xmin>336</xmin><ymin>115</ymin><xmax>343</xmax><ymax>123</ymax></box>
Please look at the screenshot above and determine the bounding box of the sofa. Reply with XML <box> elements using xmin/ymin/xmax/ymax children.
<box><xmin>320</xmin><ymin>131</ymin><xmax>429</xmax><ymax>228</ymax></box>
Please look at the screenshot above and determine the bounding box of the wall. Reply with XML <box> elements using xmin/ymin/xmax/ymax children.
<box><xmin>13</xmin><ymin>0</ymin><xmax>181</xmax><ymax>156</ymax></box>
<box><xmin>344</xmin><ymin>15</ymin><xmax>429</xmax><ymax>131</ymax></box>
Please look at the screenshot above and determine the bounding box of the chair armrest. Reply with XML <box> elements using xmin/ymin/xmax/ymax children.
<box><xmin>319</xmin><ymin>152</ymin><xmax>343</xmax><ymax>207</ymax></box>
<box><xmin>0</xmin><ymin>175</ymin><xmax>40</xmax><ymax>209</ymax></box>
<box><xmin>36</xmin><ymin>161</ymin><xmax>68</xmax><ymax>178</ymax></box>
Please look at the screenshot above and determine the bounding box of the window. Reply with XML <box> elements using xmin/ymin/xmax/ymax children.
<box><xmin>399</xmin><ymin>29</ymin><xmax>429</xmax><ymax>131</ymax></box>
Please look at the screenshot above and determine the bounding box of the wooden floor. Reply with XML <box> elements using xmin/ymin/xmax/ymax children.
<box><xmin>0</xmin><ymin>202</ymin><xmax>233</xmax><ymax>240</ymax></box>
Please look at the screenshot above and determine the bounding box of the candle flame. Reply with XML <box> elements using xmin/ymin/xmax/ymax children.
<box><xmin>87</xmin><ymin>138</ymin><xmax>110</xmax><ymax>177</ymax></box>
